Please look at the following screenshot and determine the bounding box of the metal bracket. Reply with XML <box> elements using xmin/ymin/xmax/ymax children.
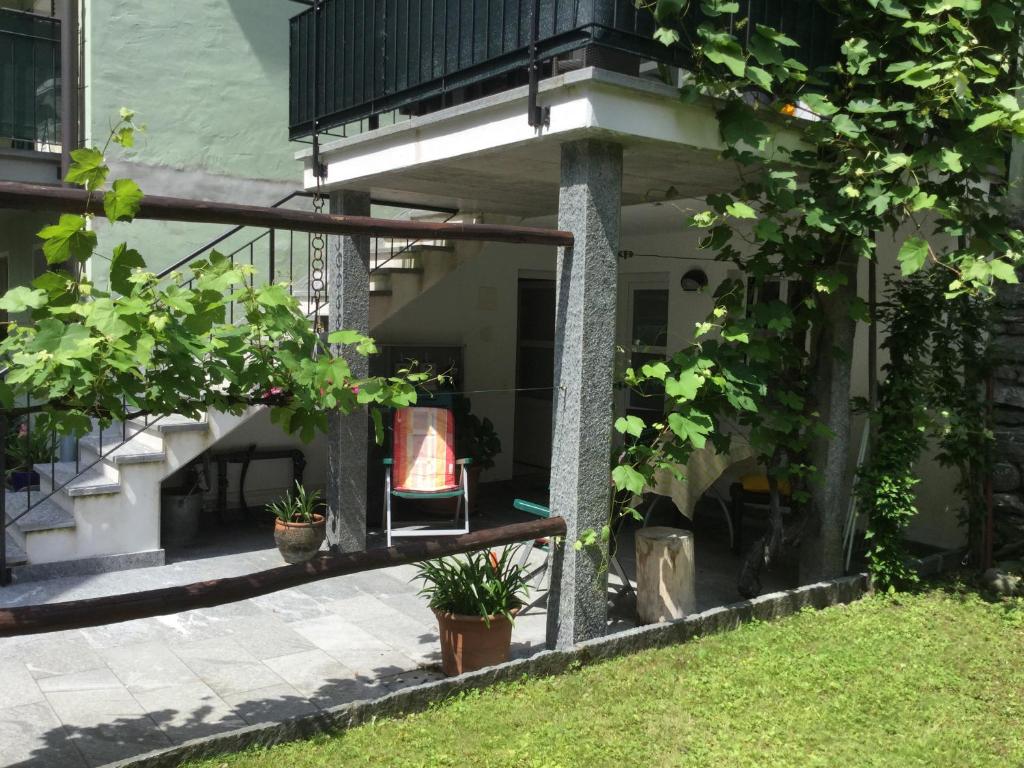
<box><xmin>527</xmin><ymin>0</ymin><xmax>550</xmax><ymax>129</ymax></box>
<box><xmin>310</xmin><ymin>0</ymin><xmax>328</xmax><ymax>180</ymax></box>
<box><xmin>311</xmin><ymin>127</ymin><xmax>327</xmax><ymax>181</ymax></box>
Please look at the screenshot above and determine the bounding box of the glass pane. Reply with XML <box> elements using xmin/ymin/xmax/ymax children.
<box><xmin>518</xmin><ymin>279</ymin><xmax>555</xmax><ymax>343</ymax></box>
<box><xmin>631</xmin><ymin>289</ymin><xmax>668</xmax><ymax>348</ymax></box>
<box><xmin>628</xmin><ymin>351</ymin><xmax>665</xmax><ymax>413</ymax></box>
<box><xmin>516</xmin><ymin>346</ymin><xmax>553</xmax><ymax>401</ymax></box>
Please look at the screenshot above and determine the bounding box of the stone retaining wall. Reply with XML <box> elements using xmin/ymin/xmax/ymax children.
<box><xmin>991</xmin><ymin>282</ymin><xmax>1024</xmax><ymax>545</ymax></box>
<box><xmin>111</xmin><ymin>573</ymin><xmax>870</xmax><ymax>768</ymax></box>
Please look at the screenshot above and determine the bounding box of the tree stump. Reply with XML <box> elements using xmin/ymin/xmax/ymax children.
<box><xmin>635</xmin><ymin>526</ymin><xmax>696</xmax><ymax>624</ymax></box>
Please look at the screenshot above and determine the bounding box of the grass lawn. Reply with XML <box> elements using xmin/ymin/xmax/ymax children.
<box><xmin>190</xmin><ymin>586</ymin><xmax>1023</xmax><ymax>768</ymax></box>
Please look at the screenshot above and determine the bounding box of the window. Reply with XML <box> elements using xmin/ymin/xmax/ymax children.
<box><xmin>624</xmin><ymin>283</ymin><xmax>669</xmax><ymax>420</ymax></box>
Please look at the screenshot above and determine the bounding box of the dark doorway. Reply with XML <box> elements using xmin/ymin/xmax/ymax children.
<box><xmin>513</xmin><ymin>277</ymin><xmax>555</xmax><ymax>471</ymax></box>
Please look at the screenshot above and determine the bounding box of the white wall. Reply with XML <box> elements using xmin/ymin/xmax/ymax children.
<box><xmin>370</xmin><ymin>201</ymin><xmax>964</xmax><ymax>549</ymax></box>
<box><xmin>164</xmin><ymin>409</ymin><xmax>329</xmax><ymax>516</ymax></box>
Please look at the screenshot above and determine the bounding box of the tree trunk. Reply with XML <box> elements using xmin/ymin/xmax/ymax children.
<box><xmin>801</xmin><ymin>256</ymin><xmax>859</xmax><ymax>583</ymax></box>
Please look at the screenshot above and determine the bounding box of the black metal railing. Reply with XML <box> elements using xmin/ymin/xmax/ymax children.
<box><xmin>0</xmin><ymin>8</ymin><xmax>60</xmax><ymax>150</ymax></box>
<box><xmin>289</xmin><ymin>0</ymin><xmax>836</xmax><ymax>139</ymax></box>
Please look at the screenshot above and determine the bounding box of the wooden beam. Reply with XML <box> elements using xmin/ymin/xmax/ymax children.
<box><xmin>0</xmin><ymin>517</ymin><xmax>566</xmax><ymax>637</ymax></box>
<box><xmin>0</xmin><ymin>181</ymin><xmax>574</xmax><ymax>247</ymax></box>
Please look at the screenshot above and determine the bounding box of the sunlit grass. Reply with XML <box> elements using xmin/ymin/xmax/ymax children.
<box><xmin>189</xmin><ymin>586</ymin><xmax>1024</xmax><ymax>768</ymax></box>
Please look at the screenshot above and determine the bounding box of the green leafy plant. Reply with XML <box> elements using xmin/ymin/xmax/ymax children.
<box><xmin>5</xmin><ymin>419</ymin><xmax>56</xmax><ymax>472</ymax></box>
<box><xmin>609</xmin><ymin>0</ymin><xmax>1024</xmax><ymax>587</ymax></box>
<box><xmin>0</xmin><ymin>112</ymin><xmax>435</xmax><ymax>445</ymax></box>
<box><xmin>266</xmin><ymin>482</ymin><xmax>323</xmax><ymax>524</ymax></box>
<box><xmin>414</xmin><ymin>547</ymin><xmax>528</xmax><ymax>624</ymax></box>
<box><xmin>453</xmin><ymin>397</ymin><xmax>502</xmax><ymax>470</ymax></box>
<box><xmin>463</xmin><ymin>414</ymin><xmax>502</xmax><ymax>471</ymax></box>
<box><xmin>856</xmin><ymin>270</ymin><xmax>993</xmax><ymax>591</ymax></box>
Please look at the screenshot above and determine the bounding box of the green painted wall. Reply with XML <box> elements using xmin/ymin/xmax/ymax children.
<box><xmin>85</xmin><ymin>0</ymin><xmax>296</xmax><ymax>180</ymax></box>
<box><xmin>83</xmin><ymin>0</ymin><xmax>302</xmax><ymax>286</ymax></box>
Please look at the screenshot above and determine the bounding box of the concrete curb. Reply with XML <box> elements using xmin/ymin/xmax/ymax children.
<box><xmin>108</xmin><ymin>573</ymin><xmax>870</xmax><ymax>768</ymax></box>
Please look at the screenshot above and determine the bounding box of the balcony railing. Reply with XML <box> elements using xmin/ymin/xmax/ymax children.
<box><xmin>289</xmin><ymin>0</ymin><xmax>836</xmax><ymax>140</ymax></box>
<box><xmin>0</xmin><ymin>8</ymin><xmax>60</xmax><ymax>151</ymax></box>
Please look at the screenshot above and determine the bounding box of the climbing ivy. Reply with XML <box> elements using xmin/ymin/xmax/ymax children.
<box><xmin>0</xmin><ymin>112</ymin><xmax>430</xmax><ymax>442</ymax></box>
<box><xmin>612</xmin><ymin>0</ymin><xmax>1024</xmax><ymax>585</ymax></box>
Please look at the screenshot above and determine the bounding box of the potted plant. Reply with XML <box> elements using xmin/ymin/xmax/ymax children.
<box><xmin>415</xmin><ymin>547</ymin><xmax>528</xmax><ymax>676</ymax></box>
<box><xmin>454</xmin><ymin>398</ymin><xmax>502</xmax><ymax>511</ymax></box>
<box><xmin>268</xmin><ymin>483</ymin><xmax>326</xmax><ymax>564</ymax></box>
<box><xmin>6</xmin><ymin>421</ymin><xmax>56</xmax><ymax>490</ymax></box>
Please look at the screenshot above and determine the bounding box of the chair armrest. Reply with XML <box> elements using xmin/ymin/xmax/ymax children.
<box><xmin>382</xmin><ymin>458</ymin><xmax>393</xmax><ymax>466</ymax></box>
<box><xmin>513</xmin><ymin>498</ymin><xmax>550</xmax><ymax>519</ymax></box>
<box><xmin>456</xmin><ymin>458</ymin><xmax>473</xmax><ymax>465</ymax></box>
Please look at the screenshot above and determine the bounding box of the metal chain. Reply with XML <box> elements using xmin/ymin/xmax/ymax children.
<box><xmin>309</xmin><ymin>180</ymin><xmax>327</xmax><ymax>352</ymax></box>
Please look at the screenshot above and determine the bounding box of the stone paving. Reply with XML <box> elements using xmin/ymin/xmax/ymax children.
<box><xmin>0</xmin><ymin>540</ymin><xmax>553</xmax><ymax>768</ymax></box>
<box><xmin>0</xmin><ymin>503</ymin><xmax>784</xmax><ymax>768</ymax></box>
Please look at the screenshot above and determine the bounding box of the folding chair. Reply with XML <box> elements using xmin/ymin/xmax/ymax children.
<box><xmin>513</xmin><ymin>499</ymin><xmax>555</xmax><ymax>616</ymax></box>
<box><xmin>513</xmin><ymin>498</ymin><xmax>635</xmax><ymax>613</ymax></box>
<box><xmin>728</xmin><ymin>474</ymin><xmax>792</xmax><ymax>554</ymax></box>
<box><xmin>384</xmin><ymin>407</ymin><xmax>471</xmax><ymax>546</ymax></box>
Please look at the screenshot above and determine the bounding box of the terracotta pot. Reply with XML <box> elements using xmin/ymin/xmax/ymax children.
<box><xmin>433</xmin><ymin>608</ymin><xmax>516</xmax><ymax>676</ymax></box>
<box><xmin>274</xmin><ymin>514</ymin><xmax>326</xmax><ymax>564</ymax></box>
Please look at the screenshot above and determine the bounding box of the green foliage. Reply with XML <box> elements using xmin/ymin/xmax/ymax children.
<box><xmin>184</xmin><ymin>588</ymin><xmax>1024</xmax><ymax>768</ymax></box>
<box><xmin>5</xmin><ymin>419</ymin><xmax>56</xmax><ymax>472</ymax></box>
<box><xmin>0</xmin><ymin>114</ymin><xmax>433</xmax><ymax>443</ymax></box>
<box><xmin>857</xmin><ymin>271</ymin><xmax>992</xmax><ymax>591</ymax></box>
<box><xmin>454</xmin><ymin>397</ymin><xmax>502</xmax><ymax>470</ymax></box>
<box><xmin>266</xmin><ymin>482</ymin><xmax>323</xmax><ymax>524</ymax></box>
<box><xmin>414</xmin><ymin>547</ymin><xmax>529</xmax><ymax>625</ymax></box>
<box><xmin>615</xmin><ymin>0</ymin><xmax>1024</xmax><ymax>583</ymax></box>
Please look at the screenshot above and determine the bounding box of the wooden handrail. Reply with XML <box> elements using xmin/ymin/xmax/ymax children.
<box><xmin>0</xmin><ymin>517</ymin><xmax>566</xmax><ymax>636</ymax></box>
<box><xmin>0</xmin><ymin>181</ymin><xmax>573</xmax><ymax>247</ymax></box>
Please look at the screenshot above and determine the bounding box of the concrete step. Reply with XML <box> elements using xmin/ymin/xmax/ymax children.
<box><xmin>127</xmin><ymin>413</ymin><xmax>208</xmax><ymax>436</ymax></box>
<box><xmin>373</xmin><ymin>266</ymin><xmax>424</xmax><ymax>275</ymax></box>
<box><xmin>35</xmin><ymin>461</ymin><xmax>120</xmax><ymax>498</ymax></box>
<box><xmin>374</xmin><ymin>241</ymin><xmax>452</xmax><ymax>256</ymax></box>
<box><xmin>3</xmin><ymin>532</ymin><xmax>27</xmax><ymax>568</ymax></box>
<box><xmin>5</xmin><ymin>492</ymin><xmax>75</xmax><ymax>535</ymax></box>
<box><xmin>79</xmin><ymin>431</ymin><xmax>165</xmax><ymax>466</ymax></box>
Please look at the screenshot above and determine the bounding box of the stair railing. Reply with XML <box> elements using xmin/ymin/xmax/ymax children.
<box><xmin>1</xmin><ymin>194</ymin><xmax>459</xmax><ymax>585</ymax></box>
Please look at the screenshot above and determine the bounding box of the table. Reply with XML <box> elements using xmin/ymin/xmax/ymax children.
<box><xmin>646</xmin><ymin>441</ymin><xmax>757</xmax><ymax>520</ymax></box>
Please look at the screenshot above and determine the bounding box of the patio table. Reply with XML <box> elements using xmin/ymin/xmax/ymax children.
<box><xmin>644</xmin><ymin>441</ymin><xmax>757</xmax><ymax>520</ymax></box>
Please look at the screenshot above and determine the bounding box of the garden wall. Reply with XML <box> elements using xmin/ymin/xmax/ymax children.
<box><xmin>991</xmin><ymin>282</ymin><xmax>1024</xmax><ymax>545</ymax></box>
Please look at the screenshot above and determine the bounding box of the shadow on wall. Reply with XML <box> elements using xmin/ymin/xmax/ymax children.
<box><xmin>225</xmin><ymin>0</ymin><xmax>294</xmax><ymax>76</ymax></box>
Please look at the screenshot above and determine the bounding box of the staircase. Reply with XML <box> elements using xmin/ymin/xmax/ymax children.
<box><xmin>1</xmin><ymin>199</ymin><xmax>463</xmax><ymax>583</ymax></box>
<box><xmin>4</xmin><ymin>411</ymin><xmax>255</xmax><ymax>579</ymax></box>
<box><xmin>369</xmin><ymin>238</ymin><xmax>457</xmax><ymax>325</ymax></box>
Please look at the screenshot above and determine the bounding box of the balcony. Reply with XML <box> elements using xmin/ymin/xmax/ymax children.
<box><xmin>289</xmin><ymin>0</ymin><xmax>836</xmax><ymax>140</ymax></box>
<box><xmin>0</xmin><ymin>7</ymin><xmax>61</xmax><ymax>152</ymax></box>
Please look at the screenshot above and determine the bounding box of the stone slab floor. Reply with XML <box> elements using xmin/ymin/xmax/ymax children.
<box><xmin>0</xmin><ymin>496</ymin><xmax>786</xmax><ymax>767</ymax></box>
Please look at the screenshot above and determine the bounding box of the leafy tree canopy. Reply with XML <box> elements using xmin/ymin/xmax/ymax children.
<box><xmin>614</xmin><ymin>0</ymin><xmax>1024</xmax><ymax>587</ymax></box>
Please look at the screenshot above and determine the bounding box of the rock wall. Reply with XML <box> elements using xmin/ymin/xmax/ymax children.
<box><xmin>990</xmin><ymin>282</ymin><xmax>1024</xmax><ymax>545</ymax></box>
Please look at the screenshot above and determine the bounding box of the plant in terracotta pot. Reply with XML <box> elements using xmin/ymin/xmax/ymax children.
<box><xmin>268</xmin><ymin>483</ymin><xmax>326</xmax><ymax>564</ymax></box>
<box><xmin>415</xmin><ymin>546</ymin><xmax>528</xmax><ymax>676</ymax></box>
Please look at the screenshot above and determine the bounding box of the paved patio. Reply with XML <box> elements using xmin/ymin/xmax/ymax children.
<box><xmin>0</xmin><ymin>489</ymin><xmax>788</xmax><ymax>768</ymax></box>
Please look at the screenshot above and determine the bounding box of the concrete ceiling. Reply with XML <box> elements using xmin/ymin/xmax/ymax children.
<box><xmin>307</xmin><ymin>69</ymin><xmax>758</xmax><ymax>219</ymax></box>
<box><xmin>339</xmin><ymin>134</ymin><xmax>742</xmax><ymax>218</ymax></box>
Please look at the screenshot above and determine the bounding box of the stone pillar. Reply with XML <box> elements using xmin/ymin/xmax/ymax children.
<box><xmin>546</xmin><ymin>139</ymin><xmax>622</xmax><ymax>650</ymax></box>
<box><xmin>326</xmin><ymin>190</ymin><xmax>371</xmax><ymax>552</ymax></box>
